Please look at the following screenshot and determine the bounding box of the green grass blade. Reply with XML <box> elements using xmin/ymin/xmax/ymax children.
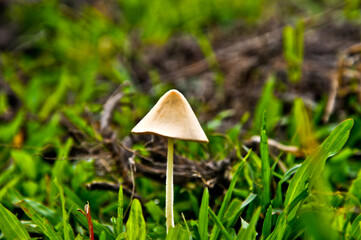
<box><xmin>236</xmin><ymin>207</ymin><xmax>261</xmax><ymax>240</ymax></box>
<box><xmin>54</xmin><ymin>178</ymin><xmax>71</xmax><ymax>240</ymax></box>
<box><xmin>350</xmin><ymin>213</ymin><xmax>361</xmax><ymax>239</ymax></box>
<box><xmin>285</xmin><ymin>119</ymin><xmax>353</xmax><ymax>208</ymax></box>
<box><xmin>0</xmin><ymin>202</ymin><xmax>30</xmax><ymax>240</ymax></box>
<box><xmin>8</xmin><ymin>188</ymin><xmax>61</xmax><ymax>225</ymax></box>
<box><xmin>145</xmin><ymin>201</ymin><xmax>163</xmax><ymax>223</ymax></box>
<box><xmin>267</xmin><ymin>189</ymin><xmax>311</xmax><ymax>240</ymax></box>
<box><xmin>208</xmin><ymin>207</ymin><xmax>233</xmax><ymax>240</ymax></box>
<box><xmin>115</xmin><ymin>232</ymin><xmax>127</xmax><ymax>240</ymax></box>
<box><xmin>116</xmin><ymin>186</ymin><xmax>124</xmax><ymax>236</ymax></box>
<box><xmin>52</xmin><ymin>138</ymin><xmax>73</xmax><ymax>183</ymax></box>
<box><xmin>61</xmin><ymin>187</ymin><xmax>114</xmax><ymax>239</ymax></box>
<box><xmin>20</xmin><ymin>199</ymin><xmax>61</xmax><ymax>225</ymax></box>
<box><xmin>253</xmin><ymin>76</ymin><xmax>282</xmax><ymax>133</ymax></box>
<box><xmin>293</xmin><ymin>98</ymin><xmax>318</xmax><ymax>151</ymax></box>
<box><xmin>274</xmin><ymin>164</ymin><xmax>300</xmax><ymax>208</ymax></box>
<box><xmin>199</xmin><ymin>188</ymin><xmax>209</xmax><ymax>240</ymax></box>
<box><xmin>260</xmin><ymin>111</ymin><xmax>271</xmax><ymax>207</ymax></box>
<box><xmin>181</xmin><ymin>213</ymin><xmax>193</xmax><ymax>240</ymax></box>
<box><xmin>261</xmin><ymin>205</ymin><xmax>273</xmax><ymax>239</ymax></box>
<box><xmin>18</xmin><ymin>200</ymin><xmax>62</xmax><ymax>240</ymax></box>
<box><xmin>126</xmin><ymin>199</ymin><xmax>146</xmax><ymax>240</ymax></box>
<box><xmin>225</xmin><ymin>193</ymin><xmax>257</xmax><ymax>228</ymax></box>
<box><xmin>210</xmin><ymin>149</ymin><xmax>251</xmax><ymax>240</ymax></box>
<box><xmin>68</xmin><ymin>201</ymin><xmax>114</xmax><ymax>239</ymax></box>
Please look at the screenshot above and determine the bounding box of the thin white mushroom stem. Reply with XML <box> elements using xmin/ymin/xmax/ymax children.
<box><xmin>166</xmin><ymin>137</ymin><xmax>174</xmax><ymax>232</ymax></box>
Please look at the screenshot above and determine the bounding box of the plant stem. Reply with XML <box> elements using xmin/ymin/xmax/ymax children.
<box><xmin>166</xmin><ymin>138</ymin><xmax>174</xmax><ymax>232</ymax></box>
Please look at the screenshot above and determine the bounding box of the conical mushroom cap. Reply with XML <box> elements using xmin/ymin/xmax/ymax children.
<box><xmin>131</xmin><ymin>89</ymin><xmax>209</xmax><ymax>143</ymax></box>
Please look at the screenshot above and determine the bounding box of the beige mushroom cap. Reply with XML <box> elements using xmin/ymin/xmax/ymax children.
<box><xmin>131</xmin><ymin>89</ymin><xmax>209</xmax><ymax>143</ymax></box>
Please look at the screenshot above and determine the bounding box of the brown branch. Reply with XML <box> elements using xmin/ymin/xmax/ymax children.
<box><xmin>245</xmin><ymin>135</ymin><xmax>304</xmax><ymax>157</ymax></box>
<box><xmin>100</xmin><ymin>87</ymin><xmax>123</xmax><ymax>137</ymax></box>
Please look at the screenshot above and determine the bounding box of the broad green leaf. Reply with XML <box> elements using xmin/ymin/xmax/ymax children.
<box><xmin>199</xmin><ymin>188</ymin><xmax>209</xmax><ymax>240</ymax></box>
<box><xmin>0</xmin><ymin>202</ymin><xmax>30</xmax><ymax>240</ymax></box>
<box><xmin>285</xmin><ymin>119</ymin><xmax>353</xmax><ymax>208</ymax></box>
<box><xmin>166</xmin><ymin>225</ymin><xmax>189</xmax><ymax>240</ymax></box>
<box><xmin>208</xmin><ymin>207</ymin><xmax>232</xmax><ymax>240</ymax></box>
<box><xmin>25</xmin><ymin>113</ymin><xmax>62</xmax><ymax>148</ymax></box>
<box><xmin>236</xmin><ymin>207</ymin><xmax>261</xmax><ymax>240</ymax></box>
<box><xmin>0</xmin><ymin>176</ymin><xmax>20</xmax><ymax>201</ymax></box>
<box><xmin>126</xmin><ymin>199</ymin><xmax>146</xmax><ymax>240</ymax></box>
<box><xmin>260</xmin><ymin>111</ymin><xmax>271</xmax><ymax>207</ymax></box>
<box><xmin>145</xmin><ymin>200</ymin><xmax>163</xmax><ymax>223</ymax></box>
<box><xmin>11</xmin><ymin>150</ymin><xmax>37</xmax><ymax>180</ymax></box>
<box><xmin>210</xmin><ymin>149</ymin><xmax>251</xmax><ymax>240</ymax></box>
<box><xmin>0</xmin><ymin>109</ymin><xmax>24</xmax><ymax>143</ymax></box>
<box><xmin>22</xmin><ymin>180</ymin><xmax>38</xmax><ymax>197</ymax></box>
<box><xmin>39</xmin><ymin>70</ymin><xmax>69</xmax><ymax>119</ymax></box>
<box><xmin>18</xmin><ymin>200</ymin><xmax>62</xmax><ymax>240</ymax></box>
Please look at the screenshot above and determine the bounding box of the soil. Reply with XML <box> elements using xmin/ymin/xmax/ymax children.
<box><xmin>133</xmin><ymin>16</ymin><xmax>361</xmax><ymax>127</ymax></box>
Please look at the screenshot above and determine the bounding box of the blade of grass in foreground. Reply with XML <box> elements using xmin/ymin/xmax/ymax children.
<box><xmin>181</xmin><ymin>213</ymin><xmax>192</xmax><ymax>240</ymax></box>
<box><xmin>236</xmin><ymin>207</ymin><xmax>261</xmax><ymax>240</ymax></box>
<box><xmin>65</xmin><ymin>196</ymin><xmax>114</xmax><ymax>239</ymax></box>
<box><xmin>18</xmin><ymin>200</ymin><xmax>62</xmax><ymax>240</ymax></box>
<box><xmin>268</xmin><ymin>119</ymin><xmax>353</xmax><ymax>240</ymax></box>
<box><xmin>0</xmin><ymin>202</ymin><xmax>30</xmax><ymax>240</ymax></box>
<box><xmin>209</xmin><ymin>149</ymin><xmax>251</xmax><ymax>240</ymax></box>
<box><xmin>208</xmin><ymin>207</ymin><xmax>233</xmax><ymax>240</ymax></box>
<box><xmin>54</xmin><ymin>178</ymin><xmax>71</xmax><ymax>240</ymax></box>
<box><xmin>267</xmin><ymin>189</ymin><xmax>308</xmax><ymax>240</ymax></box>
<box><xmin>260</xmin><ymin>111</ymin><xmax>271</xmax><ymax>207</ymax></box>
<box><xmin>261</xmin><ymin>205</ymin><xmax>273</xmax><ymax>239</ymax></box>
<box><xmin>116</xmin><ymin>186</ymin><xmax>124</xmax><ymax>236</ymax></box>
<box><xmin>126</xmin><ymin>199</ymin><xmax>146</xmax><ymax>240</ymax></box>
<box><xmin>199</xmin><ymin>188</ymin><xmax>209</xmax><ymax>240</ymax></box>
<box><xmin>285</xmin><ymin>119</ymin><xmax>353</xmax><ymax>208</ymax></box>
<box><xmin>225</xmin><ymin>193</ymin><xmax>257</xmax><ymax>229</ymax></box>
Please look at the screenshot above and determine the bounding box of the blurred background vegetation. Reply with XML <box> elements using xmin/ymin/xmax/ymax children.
<box><xmin>1</xmin><ymin>0</ymin><xmax>361</xmax><ymax>239</ymax></box>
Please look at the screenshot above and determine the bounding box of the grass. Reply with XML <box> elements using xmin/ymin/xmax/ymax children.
<box><xmin>1</xmin><ymin>0</ymin><xmax>361</xmax><ymax>239</ymax></box>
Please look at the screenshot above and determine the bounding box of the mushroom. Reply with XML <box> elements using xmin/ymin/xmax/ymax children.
<box><xmin>131</xmin><ymin>89</ymin><xmax>208</xmax><ymax>231</ymax></box>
